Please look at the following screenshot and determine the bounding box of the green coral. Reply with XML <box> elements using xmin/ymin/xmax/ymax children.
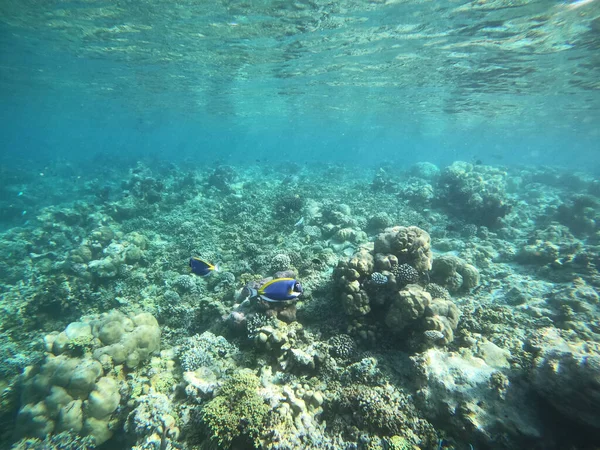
<box><xmin>330</xmin><ymin>383</ymin><xmax>436</xmax><ymax>448</ymax></box>
<box><xmin>386</xmin><ymin>435</ymin><xmax>415</xmax><ymax>450</ymax></box>
<box><xmin>200</xmin><ymin>369</ymin><xmax>270</xmax><ymax>449</ymax></box>
<box><xmin>64</xmin><ymin>335</ymin><xmax>95</xmax><ymax>357</ymax></box>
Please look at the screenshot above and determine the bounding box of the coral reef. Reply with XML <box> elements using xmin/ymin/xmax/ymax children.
<box><xmin>334</xmin><ymin>226</ymin><xmax>462</xmax><ymax>351</ymax></box>
<box><xmin>177</xmin><ymin>332</ymin><xmax>239</xmax><ymax>373</ymax></box>
<box><xmin>436</xmin><ymin>161</ymin><xmax>513</xmax><ymax>227</ymax></box>
<box><xmin>1</xmin><ymin>159</ymin><xmax>599</xmax><ymax>450</ymax></box>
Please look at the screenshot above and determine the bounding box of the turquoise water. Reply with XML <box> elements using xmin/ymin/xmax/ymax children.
<box><xmin>0</xmin><ymin>1</ymin><xmax>599</xmax><ymax>450</ymax></box>
<box><xmin>1</xmin><ymin>1</ymin><xmax>599</xmax><ymax>167</ymax></box>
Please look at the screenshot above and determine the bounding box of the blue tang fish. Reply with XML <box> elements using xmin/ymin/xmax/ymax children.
<box><xmin>247</xmin><ymin>278</ymin><xmax>303</xmax><ymax>303</ymax></box>
<box><xmin>189</xmin><ymin>257</ymin><xmax>219</xmax><ymax>277</ymax></box>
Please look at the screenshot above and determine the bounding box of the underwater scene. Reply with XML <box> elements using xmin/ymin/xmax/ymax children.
<box><xmin>1</xmin><ymin>0</ymin><xmax>600</xmax><ymax>449</ymax></box>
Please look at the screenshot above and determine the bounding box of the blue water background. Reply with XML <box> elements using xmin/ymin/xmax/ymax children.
<box><xmin>0</xmin><ymin>6</ymin><xmax>598</xmax><ymax>170</ymax></box>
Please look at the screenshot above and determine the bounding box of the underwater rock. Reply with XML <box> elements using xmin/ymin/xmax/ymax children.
<box><xmin>184</xmin><ymin>367</ymin><xmax>219</xmax><ymax>401</ymax></box>
<box><xmin>87</xmin><ymin>257</ymin><xmax>118</xmax><ymax>279</ymax></box>
<box><xmin>249</xmin><ymin>318</ymin><xmax>316</xmax><ymax>374</ymax></box>
<box><xmin>399</xmin><ymin>179</ymin><xmax>435</xmax><ymax>207</ymax></box>
<box><xmin>516</xmin><ymin>240</ymin><xmax>560</xmax><ymax>266</ymax></box>
<box><xmin>544</xmin><ymin>279</ymin><xmax>599</xmax><ymax>339</ymax></box>
<box><xmin>366</xmin><ymin>212</ymin><xmax>393</xmax><ymax>232</ymax></box>
<box><xmin>412</xmin><ymin>347</ymin><xmax>543</xmax><ymax>448</ymax></box>
<box><xmin>274</xmin><ymin>194</ymin><xmax>305</xmax><ymax>219</ymax></box>
<box><xmin>423</xmin><ymin>298</ymin><xmax>460</xmax><ymax>346</ymax></box>
<box><xmin>321</xmin><ymin>202</ymin><xmax>353</xmax><ymax>226</ymax></box>
<box><xmin>556</xmin><ymin>195</ymin><xmax>599</xmax><ymax>237</ymax></box>
<box><xmin>529</xmin><ymin>327</ymin><xmax>600</xmax><ymax>429</ymax></box>
<box><xmin>124</xmin><ymin>390</ymin><xmax>180</xmax><ymax>449</ymax></box>
<box><xmin>334</xmin><ymin>225</ymin><xmax>462</xmax><ymax>347</ymax></box>
<box><xmin>410</xmin><ymin>162</ymin><xmax>441</xmax><ymax>181</ymax></box>
<box><xmin>371</xmin><ymin>168</ymin><xmax>398</xmax><ymax>193</ymax></box>
<box><xmin>341</xmin><ymin>357</ymin><xmax>383</xmax><ymax>385</ymax></box>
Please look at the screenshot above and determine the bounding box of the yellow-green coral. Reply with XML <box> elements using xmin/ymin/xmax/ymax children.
<box><xmin>386</xmin><ymin>435</ymin><xmax>416</xmax><ymax>450</ymax></box>
<box><xmin>64</xmin><ymin>335</ymin><xmax>95</xmax><ymax>357</ymax></box>
<box><xmin>200</xmin><ymin>369</ymin><xmax>270</xmax><ymax>449</ymax></box>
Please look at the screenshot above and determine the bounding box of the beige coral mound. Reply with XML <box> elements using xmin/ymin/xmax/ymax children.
<box><xmin>374</xmin><ymin>226</ymin><xmax>433</xmax><ymax>272</ymax></box>
<box><xmin>424</xmin><ymin>299</ymin><xmax>461</xmax><ymax>345</ymax></box>
<box><xmin>431</xmin><ymin>254</ymin><xmax>480</xmax><ymax>293</ymax></box>
<box><xmin>334</xmin><ymin>248</ymin><xmax>374</xmax><ymax>316</ymax></box>
<box><xmin>16</xmin><ymin>310</ymin><xmax>161</xmax><ymax>445</ymax></box>
<box><xmin>385</xmin><ymin>284</ymin><xmax>431</xmax><ymax>331</ymax></box>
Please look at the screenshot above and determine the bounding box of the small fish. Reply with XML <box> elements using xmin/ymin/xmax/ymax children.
<box><xmin>294</xmin><ymin>216</ymin><xmax>305</xmax><ymax>227</ymax></box>
<box><xmin>245</xmin><ymin>278</ymin><xmax>303</xmax><ymax>303</ymax></box>
<box><xmin>189</xmin><ymin>257</ymin><xmax>219</xmax><ymax>276</ymax></box>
